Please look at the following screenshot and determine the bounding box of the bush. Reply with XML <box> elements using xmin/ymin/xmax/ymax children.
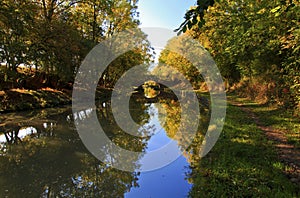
<box><xmin>232</xmin><ymin>77</ymin><xmax>293</xmax><ymax>107</ymax></box>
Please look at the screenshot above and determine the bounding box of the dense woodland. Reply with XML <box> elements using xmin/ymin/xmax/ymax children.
<box><xmin>0</xmin><ymin>0</ymin><xmax>152</xmax><ymax>90</ymax></box>
<box><xmin>175</xmin><ymin>0</ymin><xmax>299</xmax><ymax>113</ymax></box>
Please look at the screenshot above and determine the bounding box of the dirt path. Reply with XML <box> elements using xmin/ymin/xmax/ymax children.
<box><xmin>230</xmin><ymin>101</ymin><xmax>300</xmax><ymax>185</ymax></box>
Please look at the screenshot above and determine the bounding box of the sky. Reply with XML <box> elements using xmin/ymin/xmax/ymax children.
<box><xmin>138</xmin><ymin>0</ymin><xmax>195</xmax><ymax>30</ymax></box>
<box><xmin>137</xmin><ymin>0</ymin><xmax>195</xmax><ymax>62</ymax></box>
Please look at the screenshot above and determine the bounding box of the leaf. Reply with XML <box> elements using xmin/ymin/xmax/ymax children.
<box><xmin>270</xmin><ymin>6</ymin><xmax>281</xmax><ymax>13</ymax></box>
<box><xmin>188</xmin><ymin>21</ymin><xmax>193</xmax><ymax>30</ymax></box>
<box><xmin>257</xmin><ymin>8</ymin><xmax>266</xmax><ymax>15</ymax></box>
<box><xmin>192</xmin><ymin>17</ymin><xmax>198</xmax><ymax>25</ymax></box>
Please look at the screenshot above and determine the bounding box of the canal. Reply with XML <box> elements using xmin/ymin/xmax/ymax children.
<box><xmin>0</xmin><ymin>95</ymin><xmax>209</xmax><ymax>197</ymax></box>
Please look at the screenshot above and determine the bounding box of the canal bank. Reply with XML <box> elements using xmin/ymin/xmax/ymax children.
<box><xmin>0</xmin><ymin>88</ymin><xmax>71</xmax><ymax>112</ymax></box>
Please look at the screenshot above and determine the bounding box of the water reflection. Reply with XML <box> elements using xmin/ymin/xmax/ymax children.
<box><xmin>143</xmin><ymin>80</ymin><xmax>161</xmax><ymax>98</ymax></box>
<box><xmin>0</xmin><ymin>107</ymin><xmax>140</xmax><ymax>197</ymax></box>
<box><xmin>0</xmin><ymin>94</ymin><xmax>209</xmax><ymax>197</ymax></box>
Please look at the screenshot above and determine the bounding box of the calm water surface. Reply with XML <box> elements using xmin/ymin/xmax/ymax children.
<box><xmin>0</xmin><ymin>98</ymin><xmax>208</xmax><ymax>197</ymax></box>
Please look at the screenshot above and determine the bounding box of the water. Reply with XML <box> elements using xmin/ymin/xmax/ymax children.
<box><xmin>0</xmin><ymin>97</ymin><xmax>208</xmax><ymax>197</ymax></box>
<box><xmin>124</xmin><ymin>104</ymin><xmax>192</xmax><ymax>198</ymax></box>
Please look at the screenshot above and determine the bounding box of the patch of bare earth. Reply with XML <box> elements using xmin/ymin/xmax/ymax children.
<box><xmin>231</xmin><ymin>101</ymin><xmax>300</xmax><ymax>185</ymax></box>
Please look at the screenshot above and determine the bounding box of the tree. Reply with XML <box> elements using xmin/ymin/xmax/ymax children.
<box><xmin>175</xmin><ymin>0</ymin><xmax>215</xmax><ymax>34</ymax></box>
<box><xmin>27</xmin><ymin>0</ymin><xmax>83</xmax><ymax>82</ymax></box>
<box><xmin>0</xmin><ymin>0</ymin><xmax>36</xmax><ymax>72</ymax></box>
<box><xmin>157</xmin><ymin>35</ymin><xmax>204</xmax><ymax>89</ymax></box>
<box><xmin>0</xmin><ymin>0</ymin><xmax>152</xmax><ymax>88</ymax></box>
<box><xmin>178</xmin><ymin>0</ymin><xmax>299</xmax><ymax>108</ymax></box>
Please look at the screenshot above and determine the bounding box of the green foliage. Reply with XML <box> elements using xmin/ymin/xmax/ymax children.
<box><xmin>279</xmin><ymin>2</ymin><xmax>300</xmax><ymax>111</ymax></box>
<box><xmin>98</xmin><ymin>31</ymin><xmax>153</xmax><ymax>88</ymax></box>
<box><xmin>157</xmin><ymin>35</ymin><xmax>204</xmax><ymax>89</ymax></box>
<box><xmin>0</xmin><ymin>0</ymin><xmax>36</xmax><ymax>71</ymax></box>
<box><xmin>179</xmin><ymin>0</ymin><xmax>299</xmax><ymax>110</ymax></box>
<box><xmin>0</xmin><ymin>0</ymin><xmax>152</xmax><ymax>87</ymax></box>
<box><xmin>175</xmin><ymin>0</ymin><xmax>215</xmax><ymax>34</ymax></box>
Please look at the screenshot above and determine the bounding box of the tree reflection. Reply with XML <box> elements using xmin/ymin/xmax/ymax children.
<box><xmin>155</xmin><ymin>94</ymin><xmax>210</xmax><ymax>166</ymax></box>
<box><xmin>0</xmin><ymin>101</ymin><xmax>152</xmax><ymax>197</ymax></box>
<box><xmin>0</xmin><ymin>93</ymin><xmax>211</xmax><ymax>197</ymax></box>
<box><xmin>96</xmin><ymin>98</ymin><xmax>151</xmax><ymax>152</ymax></box>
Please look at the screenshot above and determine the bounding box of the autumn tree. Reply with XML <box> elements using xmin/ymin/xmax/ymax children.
<box><xmin>157</xmin><ymin>34</ymin><xmax>204</xmax><ymax>89</ymax></box>
<box><xmin>0</xmin><ymin>0</ymin><xmax>36</xmax><ymax>72</ymax></box>
<box><xmin>0</xmin><ymin>0</ymin><xmax>153</xmax><ymax>88</ymax></box>
<box><xmin>177</xmin><ymin>0</ymin><xmax>299</xmax><ymax>109</ymax></box>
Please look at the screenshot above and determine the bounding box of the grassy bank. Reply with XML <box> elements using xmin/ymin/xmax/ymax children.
<box><xmin>0</xmin><ymin>88</ymin><xmax>71</xmax><ymax>112</ymax></box>
<box><xmin>189</xmin><ymin>95</ymin><xmax>300</xmax><ymax>197</ymax></box>
<box><xmin>0</xmin><ymin>87</ymin><xmax>116</xmax><ymax>113</ymax></box>
<box><xmin>240</xmin><ymin>99</ymin><xmax>300</xmax><ymax>148</ymax></box>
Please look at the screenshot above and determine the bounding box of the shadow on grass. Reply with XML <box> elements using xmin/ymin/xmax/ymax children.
<box><xmin>188</xmin><ymin>102</ymin><xmax>300</xmax><ymax>197</ymax></box>
<box><xmin>0</xmin><ymin>89</ymin><xmax>71</xmax><ymax>112</ymax></box>
<box><xmin>230</xmin><ymin>94</ymin><xmax>300</xmax><ymax>146</ymax></box>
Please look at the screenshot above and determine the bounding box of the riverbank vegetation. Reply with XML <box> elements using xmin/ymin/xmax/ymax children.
<box><xmin>177</xmin><ymin>0</ymin><xmax>299</xmax><ymax>114</ymax></box>
<box><xmin>0</xmin><ymin>0</ymin><xmax>152</xmax><ymax>91</ymax></box>
<box><xmin>0</xmin><ymin>0</ymin><xmax>153</xmax><ymax>111</ymax></box>
<box><xmin>172</xmin><ymin>0</ymin><xmax>300</xmax><ymax>196</ymax></box>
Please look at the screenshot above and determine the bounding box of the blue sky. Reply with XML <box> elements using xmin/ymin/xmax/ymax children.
<box><xmin>138</xmin><ymin>0</ymin><xmax>195</xmax><ymax>29</ymax></box>
<box><xmin>137</xmin><ymin>0</ymin><xmax>195</xmax><ymax>62</ymax></box>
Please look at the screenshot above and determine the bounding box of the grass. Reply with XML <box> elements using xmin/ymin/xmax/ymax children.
<box><xmin>189</xmin><ymin>95</ymin><xmax>300</xmax><ymax>197</ymax></box>
<box><xmin>233</xmin><ymin>96</ymin><xmax>300</xmax><ymax>148</ymax></box>
<box><xmin>0</xmin><ymin>89</ymin><xmax>71</xmax><ymax>112</ymax></box>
